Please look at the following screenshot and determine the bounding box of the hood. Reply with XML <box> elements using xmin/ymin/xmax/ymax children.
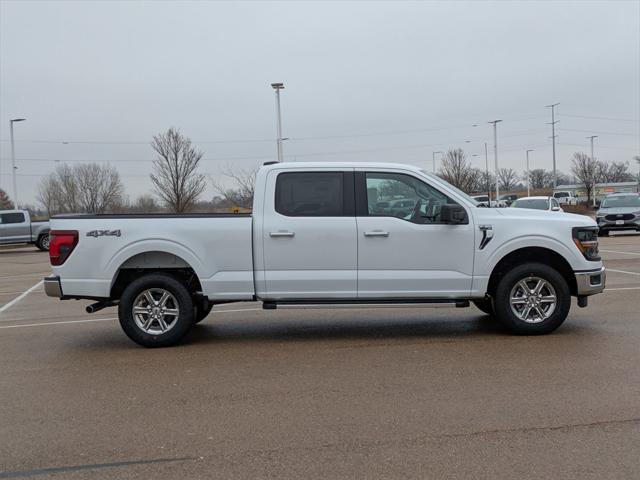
<box><xmin>597</xmin><ymin>206</ymin><xmax>640</xmax><ymax>215</ymax></box>
<box><xmin>488</xmin><ymin>207</ymin><xmax>596</xmax><ymax>227</ymax></box>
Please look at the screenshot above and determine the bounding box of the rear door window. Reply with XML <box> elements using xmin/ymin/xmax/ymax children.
<box><xmin>275</xmin><ymin>172</ymin><xmax>352</xmax><ymax>216</ymax></box>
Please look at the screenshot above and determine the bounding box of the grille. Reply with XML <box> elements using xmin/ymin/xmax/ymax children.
<box><xmin>605</xmin><ymin>214</ymin><xmax>634</xmax><ymax>221</ymax></box>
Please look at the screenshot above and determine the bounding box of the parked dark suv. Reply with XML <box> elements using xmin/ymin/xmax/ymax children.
<box><xmin>595</xmin><ymin>193</ymin><xmax>640</xmax><ymax>236</ymax></box>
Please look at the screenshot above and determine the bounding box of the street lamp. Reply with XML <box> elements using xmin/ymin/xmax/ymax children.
<box><xmin>9</xmin><ymin>118</ymin><xmax>26</xmax><ymax>207</ymax></box>
<box><xmin>270</xmin><ymin>83</ymin><xmax>285</xmax><ymax>162</ymax></box>
<box><xmin>488</xmin><ymin>120</ymin><xmax>502</xmax><ymax>201</ymax></box>
<box><xmin>587</xmin><ymin>135</ymin><xmax>598</xmax><ymax>206</ymax></box>
<box><xmin>432</xmin><ymin>151</ymin><xmax>442</xmax><ymax>173</ymax></box>
<box><xmin>526</xmin><ymin>149</ymin><xmax>534</xmax><ymax>197</ymax></box>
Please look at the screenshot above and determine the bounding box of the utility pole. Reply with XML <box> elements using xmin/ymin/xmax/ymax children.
<box><xmin>546</xmin><ymin>103</ymin><xmax>560</xmax><ymax>188</ymax></box>
<box><xmin>587</xmin><ymin>135</ymin><xmax>598</xmax><ymax>207</ymax></box>
<box><xmin>488</xmin><ymin>120</ymin><xmax>502</xmax><ymax>203</ymax></box>
<box><xmin>526</xmin><ymin>149</ymin><xmax>534</xmax><ymax>197</ymax></box>
<box><xmin>484</xmin><ymin>142</ymin><xmax>490</xmax><ymax>201</ymax></box>
<box><xmin>9</xmin><ymin>118</ymin><xmax>26</xmax><ymax>207</ymax></box>
<box><xmin>270</xmin><ymin>83</ymin><xmax>285</xmax><ymax>162</ymax></box>
<box><xmin>432</xmin><ymin>151</ymin><xmax>442</xmax><ymax>173</ymax></box>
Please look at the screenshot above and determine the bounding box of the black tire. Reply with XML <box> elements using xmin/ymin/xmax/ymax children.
<box><xmin>598</xmin><ymin>230</ymin><xmax>609</xmax><ymax>237</ymax></box>
<box><xmin>194</xmin><ymin>303</ymin><xmax>213</xmax><ymax>324</ymax></box>
<box><xmin>472</xmin><ymin>298</ymin><xmax>494</xmax><ymax>315</ymax></box>
<box><xmin>493</xmin><ymin>263</ymin><xmax>570</xmax><ymax>335</ymax></box>
<box><xmin>36</xmin><ymin>233</ymin><xmax>50</xmax><ymax>251</ymax></box>
<box><xmin>118</xmin><ymin>273</ymin><xmax>194</xmax><ymax>347</ymax></box>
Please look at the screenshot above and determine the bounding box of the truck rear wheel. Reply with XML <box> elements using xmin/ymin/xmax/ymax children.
<box><xmin>118</xmin><ymin>273</ymin><xmax>194</xmax><ymax>347</ymax></box>
<box><xmin>493</xmin><ymin>263</ymin><xmax>570</xmax><ymax>335</ymax></box>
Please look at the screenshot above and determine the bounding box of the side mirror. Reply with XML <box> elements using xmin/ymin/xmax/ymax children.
<box><xmin>551</xmin><ymin>206</ymin><xmax>561</xmax><ymax>212</ymax></box>
<box><xmin>441</xmin><ymin>204</ymin><xmax>468</xmax><ymax>224</ymax></box>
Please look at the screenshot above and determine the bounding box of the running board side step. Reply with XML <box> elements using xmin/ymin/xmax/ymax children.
<box><xmin>263</xmin><ymin>299</ymin><xmax>470</xmax><ymax>310</ymax></box>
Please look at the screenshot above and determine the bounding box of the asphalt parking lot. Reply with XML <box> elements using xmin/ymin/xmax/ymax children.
<box><xmin>1</xmin><ymin>234</ymin><xmax>639</xmax><ymax>479</ymax></box>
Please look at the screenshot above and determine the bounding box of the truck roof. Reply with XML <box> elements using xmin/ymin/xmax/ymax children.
<box><xmin>261</xmin><ymin>161</ymin><xmax>425</xmax><ymax>173</ymax></box>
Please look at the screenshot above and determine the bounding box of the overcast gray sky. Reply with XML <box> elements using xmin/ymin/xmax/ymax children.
<box><xmin>1</xmin><ymin>0</ymin><xmax>639</xmax><ymax>207</ymax></box>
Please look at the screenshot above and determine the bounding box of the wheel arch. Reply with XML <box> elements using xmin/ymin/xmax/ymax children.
<box><xmin>487</xmin><ymin>247</ymin><xmax>577</xmax><ymax>297</ymax></box>
<box><xmin>110</xmin><ymin>250</ymin><xmax>203</xmax><ymax>300</ymax></box>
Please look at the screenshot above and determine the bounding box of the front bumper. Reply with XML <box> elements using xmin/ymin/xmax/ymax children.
<box><xmin>597</xmin><ymin>217</ymin><xmax>640</xmax><ymax>231</ymax></box>
<box><xmin>43</xmin><ymin>275</ymin><xmax>63</xmax><ymax>298</ymax></box>
<box><xmin>575</xmin><ymin>267</ymin><xmax>606</xmax><ymax>296</ymax></box>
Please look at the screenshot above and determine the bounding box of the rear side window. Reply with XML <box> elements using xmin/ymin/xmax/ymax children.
<box><xmin>0</xmin><ymin>213</ymin><xmax>25</xmax><ymax>224</ymax></box>
<box><xmin>275</xmin><ymin>172</ymin><xmax>349</xmax><ymax>216</ymax></box>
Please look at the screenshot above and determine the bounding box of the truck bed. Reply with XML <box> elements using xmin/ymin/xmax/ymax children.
<box><xmin>50</xmin><ymin>213</ymin><xmax>255</xmax><ymax>300</ymax></box>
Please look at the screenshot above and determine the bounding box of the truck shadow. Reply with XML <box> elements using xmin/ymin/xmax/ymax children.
<box><xmin>183</xmin><ymin>313</ymin><xmax>528</xmax><ymax>346</ymax></box>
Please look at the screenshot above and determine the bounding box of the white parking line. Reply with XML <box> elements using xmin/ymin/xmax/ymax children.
<box><xmin>600</xmin><ymin>249</ymin><xmax>640</xmax><ymax>256</ymax></box>
<box><xmin>0</xmin><ymin>280</ymin><xmax>44</xmax><ymax>315</ymax></box>
<box><xmin>0</xmin><ymin>308</ymin><xmax>262</xmax><ymax>329</ymax></box>
<box><xmin>607</xmin><ymin>268</ymin><xmax>640</xmax><ymax>277</ymax></box>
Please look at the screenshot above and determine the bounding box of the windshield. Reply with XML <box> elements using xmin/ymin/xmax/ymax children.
<box><xmin>511</xmin><ymin>198</ymin><xmax>549</xmax><ymax>210</ymax></box>
<box><xmin>601</xmin><ymin>195</ymin><xmax>640</xmax><ymax>208</ymax></box>
<box><xmin>554</xmin><ymin>192</ymin><xmax>569</xmax><ymax>198</ymax></box>
<box><xmin>420</xmin><ymin>170</ymin><xmax>480</xmax><ymax>206</ymax></box>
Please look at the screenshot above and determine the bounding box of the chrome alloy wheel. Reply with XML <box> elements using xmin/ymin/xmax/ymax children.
<box><xmin>41</xmin><ymin>234</ymin><xmax>50</xmax><ymax>250</ymax></box>
<box><xmin>132</xmin><ymin>288</ymin><xmax>180</xmax><ymax>335</ymax></box>
<box><xmin>509</xmin><ymin>276</ymin><xmax>557</xmax><ymax>324</ymax></box>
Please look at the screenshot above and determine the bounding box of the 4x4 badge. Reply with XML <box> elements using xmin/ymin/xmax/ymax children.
<box><xmin>86</xmin><ymin>230</ymin><xmax>121</xmax><ymax>238</ymax></box>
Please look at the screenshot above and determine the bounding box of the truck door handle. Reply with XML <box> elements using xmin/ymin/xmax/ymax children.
<box><xmin>364</xmin><ymin>230</ymin><xmax>389</xmax><ymax>237</ymax></box>
<box><xmin>270</xmin><ymin>231</ymin><xmax>295</xmax><ymax>238</ymax></box>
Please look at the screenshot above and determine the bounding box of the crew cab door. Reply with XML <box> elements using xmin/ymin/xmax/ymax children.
<box><xmin>355</xmin><ymin>170</ymin><xmax>475</xmax><ymax>298</ymax></box>
<box><xmin>259</xmin><ymin>169</ymin><xmax>357</xmax><ymax>299</ymax></box>
<box><xmin>0</xmin><ymin>212</ymin><xmax>30</xmax><ymax>244</ymax></box>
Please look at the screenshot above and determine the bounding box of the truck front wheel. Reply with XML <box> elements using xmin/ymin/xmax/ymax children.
<box><xmin>493</xmin><ymin>263</ymin><xmax>570</xmax><ymax>335</ymax></box>
<box><xmin>118</xmin><ymin>273</ymin><xmax>194</xmax><ymax>347</ymax></box>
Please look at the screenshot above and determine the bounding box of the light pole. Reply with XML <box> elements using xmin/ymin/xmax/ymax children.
<box><xmin>9</xmin><ymin>118</ymin><xmax>26</xmax><ymax>207</ymax></box>
<box><xmin>432</xmin><ymin>151</ymin><xmax>442</xmax><ymax>173</ymax></box>
<box><xmin>546</xmin><ymin>103</ymin><xmax>560</xmax><ymax>187</ymax></box>
<box><xmin>488</xmin><ymin>120</ymin><xmax>502</xmax><ymax>202</ymax></box>
<box><xmin>587</xmin><ymin>135</ymin><xmax>598</xmax><ymax>206</ymax></box>
<box><xmin>484</xmin><ymin>142</ymin><xmax>490</xmax><ymax>202</ymax></box>
<box><xmin>270</xmin><ymin>83</ymin><xmax>285</xmax><ymax>162</ymax></box>
<box><xmin>526</xmin><ymin>149</ymin><xmax>534</xmax><ymax>197</ymax></box>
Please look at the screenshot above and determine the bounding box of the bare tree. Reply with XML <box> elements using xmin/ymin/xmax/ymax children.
<box><xmin>596</xmin><ymin>160</ymin><xmax>633</xmax><ymax>183</ymax></box>
<box><xmin>211</xmin><ymin>165</ymin><xmax>257</xmax><ymax>209</ymax></box>
<box><xmin>0</xmin><ymin>189</ymin><xmax>14</xmax><ymax>209</ymax></box>
<box><xmin>132</xmin><ymin>194</ymin><xmax>161</xmax><ymax>213</ymax></box>
<box><xmin>37</xmin><ymin>163</ymin><xmax>123</xmax><ymax>215</ymax></box>
<box><xmin>571</xmin><ymin>152</ymin><xmax>598</xmax><ymax>205</ymax></box>
<box><xmin>438</xmin><ymin>149</ymin><xmax>476</xmax><ymax>192</ymax></box>
<box><xmin>150</xmin><ymin>127</ymin><xmax>206</xmax><ymax>213</ymax></box>
<box><xmin>75</xmin><ymin>163</ymin><xmax>123</xmax><ymax>213</ymax></box>
<box><xmin>497</xmin><ymin>168</ymin><xmax>518</xmax><ymax>192</ymax></box>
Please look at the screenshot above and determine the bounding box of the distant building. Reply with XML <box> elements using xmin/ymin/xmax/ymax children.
<box><xmin>554</xmin><ymin>181</ymin><xmax>639</xmax><ymax>203</ymax></box>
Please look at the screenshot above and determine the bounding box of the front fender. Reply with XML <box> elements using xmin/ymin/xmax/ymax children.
<box><xmin>481</xmin><ymin>234</ymin><xmax>585</xmax><ymax>276</ymax></box>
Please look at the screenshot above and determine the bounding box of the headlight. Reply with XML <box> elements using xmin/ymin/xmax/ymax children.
<box><xmin>572</xmin><ymin>227</ymin><xmax>600</xmax><ymax>261</ymax></box>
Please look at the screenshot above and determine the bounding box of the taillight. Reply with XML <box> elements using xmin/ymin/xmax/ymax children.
<box><xmin>572</xmin><ymin>227</ymin><xmax>600</xmax><ymax>261</ymax></box>
<box><xmin>49</xmin><ymin>230</ymin><xmax>79</xmax><ymax>266</ymax></box>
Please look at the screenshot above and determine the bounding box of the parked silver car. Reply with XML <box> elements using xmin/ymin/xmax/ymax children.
<box><xmin>595</xmin><ymin>193</ymin><xmax>640</xmax><ymax>236</ymax></box>
<box><xmin>0</xmin><ymin>210</ymin><xmax>50</xmax><ymax>251</ymax></box>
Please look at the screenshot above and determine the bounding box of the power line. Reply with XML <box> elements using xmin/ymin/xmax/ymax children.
<box><xmin>558</xmin><ymin>128</ymin><xmax>639</xmax><ymax>137</ymax></box>
<box><xmin>560</xmin><ymin>113</ymin><xmax>640</xmax><ymax>123</ymax></box>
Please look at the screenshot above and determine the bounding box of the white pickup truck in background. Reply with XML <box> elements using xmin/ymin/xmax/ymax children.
<box><xmin>0</xmin><ymin>210</ymin><xmax>50</xmax><ymax>251</ymax></box>
<box><xmin>44</xmin><ymin>162</ymin><xmax>605</xmax><ymax>347</ymax></box>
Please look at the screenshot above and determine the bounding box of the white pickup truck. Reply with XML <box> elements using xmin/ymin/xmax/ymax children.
<box><xmin>44</xmin><ymin>162</ymin><xmax>605</xmax><ymax>347</ymax></box>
